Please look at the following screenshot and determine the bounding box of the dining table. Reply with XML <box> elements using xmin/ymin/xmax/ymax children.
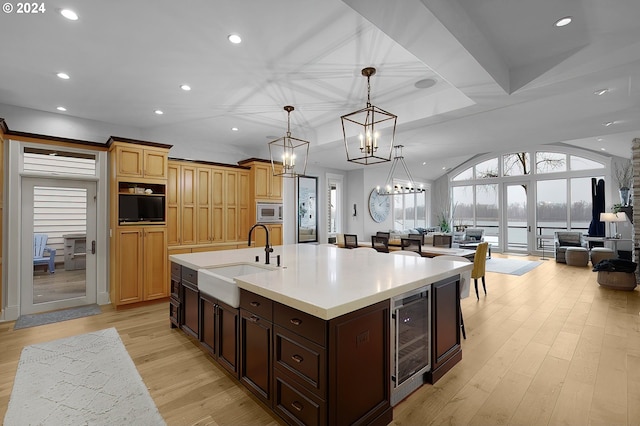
<box><xmin>363</xmin><ymin>239</ymin><xmax>477</xmax><ymax>260</ymax></box>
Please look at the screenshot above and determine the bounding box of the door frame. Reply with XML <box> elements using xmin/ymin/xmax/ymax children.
<box><xmin>20</xmin><ymin>177</ymin><xmax>98</xmax><ymax>314</ymax></box>
<box><xmin>501</xmin><ymin>181</ymin><xmax>534</xmax><ymax>253</ymax></box>
<box><xmin>2</xmin><ymin>140</ymin><xmax>109</xmax><ymax>321</ymax></box>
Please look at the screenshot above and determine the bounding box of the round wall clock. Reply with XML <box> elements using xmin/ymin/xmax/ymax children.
<box><xmin>368</xmin><ymin>189</ymin><xmax>391</xmax><ymax>223</ymax></box>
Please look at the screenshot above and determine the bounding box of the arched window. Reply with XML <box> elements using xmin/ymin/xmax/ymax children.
<box><xmin>449</xmin><ymin>149</ymin><xmax>608</xmax><ymax>252</ymax></box>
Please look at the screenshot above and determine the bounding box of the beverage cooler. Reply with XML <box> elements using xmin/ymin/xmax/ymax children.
<box><xmin>390</xmin><ymin>284</ymin><xmax>431</xmax><ymax>406</ymax></box>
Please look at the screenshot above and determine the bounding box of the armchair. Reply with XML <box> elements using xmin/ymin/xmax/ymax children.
<box><xmin>554</xmin><ymin>231</ymin><xmax>587</xmax><ymax>263</ymax></box>
<box><xmin>33</xmin><ymin>233</ymin><xmax>56</xmax><ymax>273</ymax></box>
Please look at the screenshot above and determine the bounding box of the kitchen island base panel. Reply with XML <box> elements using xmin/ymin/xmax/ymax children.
<box><xmin>427</xmin><ymin>350</ymin><xmax>462</xmax><ymax>384</ymax></box>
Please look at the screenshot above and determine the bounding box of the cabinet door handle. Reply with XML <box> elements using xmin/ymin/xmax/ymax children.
<box><xmin>291</xmin><ymin>401</ymin><xmax>303</xmax><ymax>412</ymax></box>
<box><xmin>248</xmin><ymin>315</ymin><xmax>259</xmax><ymax>323</ymax></box>
<box><xmin>291</xmin><ymin>354</ymin><xmax>303</xmax><ymax>363</ymax></box>
<box><xmin>290</xmin><ymin>318</ymin><xmax>302</xmax><ymax>326</ymax></box>
<box><xmin>250</xmin><ymin>301</ymin><xmax>260</xmax><ymax>308</ymax></box>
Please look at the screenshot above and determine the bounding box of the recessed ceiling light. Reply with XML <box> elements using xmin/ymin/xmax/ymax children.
<box><xmin>603</xmin><ymin>121</ymin><xmax>615</xmax><ymax>127</ymax></box>
<box><xmin>154</xmin><ymin>109</ymin><xmax>164</xmax><ymax>115</ymax></box>
<box><xmin>422</xmin><ymin>162</ymin><xmax>427</xmax><ymax>166</ymax></box>
<box><xmin>554</xmin><ymin>16</ymin><xmax>572</xmax><ymax>27</ymax></box>
<box><xmin>600</xmin><ymin>147</ymin><xmax>606</xmax><ymax>151</ymax></box>
<box><xmin>60</xmin><ymin>9</ymin><xmax>78</xmax><ymax>20</ymax></box>
<box><xmin>442</xmin><ymin>166</ymin><xmax>446</xmax><ymax>170</ymax></box>
<box><xmin>415</xmin><ymin>78</ymin><xmax>437</xmax><ymax>89</ymax></box>
<box><xmin>180</xmin><ymin>84</ymin><xmax>191</xmax><ymax>91</ymax></box>
<box><xmin>597</xmin><ymin>137</ymin><xmax>604</xmax><ymax>142</ymax></box>
<box><xmin>56</xmin><ymin>72</ymin><xmax>70</xmax><ymax>80</ymax></box>
<box><xmin>56</xmin><ymin>106</ymin><xmax>67</xmax><ymax>111</ymax></box>
<box><xmin>231</xmin><ymin>127</ymin><xmax>239</xmax><ymax>132</ymax></box>
<box><xmin>228</xmin><ymin>34</ymin><xmax>242</xmax><ymax>44</ymax></box>
<box><xmin>594</xmin><ymin>88</ymin><xmax>609</xmax><ymax>96</ymax></box>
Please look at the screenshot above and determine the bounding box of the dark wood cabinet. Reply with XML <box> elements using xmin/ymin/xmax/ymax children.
<box><xmin>169</xmin><ymin>262</ymin><xmax>181</xmax><ymax>328</ymax></box>
<box><xmin>181</xmin><ymin>277</ymin><xmax>199</xmax><ymax>339</ymax></box>
<box><xmin>240</xmin><ymin>306</ymin><xmax>273</xmax><ymax>405</ymax></box>
<box><xmin>327</xmin><ymin>300</ymin><xmax>391</xmax><ymax>426</ymax></box>
<box><xmin>171</xmin><ymin>262</ymin><xmax>239</xmax><ymax>377</ymax></box>
<box><xmin>428</xmin><ymin>275</ymin><xmax>462</xmax><ymax>384</ymax></box>
<box><xmin>273</xmin><ymin>302</ymin><xmax>328</xmax><ymax>425</ymax></box>
<box><xmin>200</xmin><ymin>293</ymin><xmax>216</xmax><ymax>354</ymax></box>
<box><xmin>239</xmin><ymin>290</ymin><xmax>391</xmax><ymax>426</ymax></box>
<box><xmin>216</xmin><ymin>300</ymin><xmax>239</xmax><ymax>376</ymax></box>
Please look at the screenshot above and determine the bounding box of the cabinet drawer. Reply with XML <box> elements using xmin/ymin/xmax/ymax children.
<box><xmin>273</xmin><ymin>370</ymin><xmax>325</xmax><ymax>426</ymax></box>
<box><xmin>170</xmin><ymin>276</ymin><xmax>180</xmax><ymax>300</ymax></box>
<box><xmin>169</xmin><ymin>297</ymin><xmax>180</xmax><ymax>328</ymax></box>
<box><xmin>275</xmin><ymin>302</ymin><xmax>326</xmax><ymax>346</ymax></box>
<box><xmin>240</xmin><ymin>289</ymin><xmax>272</xmax><ymax>320</ymax></box>
<box><xmin>171</xmin><ymin>262</ymin><xmax>181</xmax><ymax>279</ymax></box>
<box><xmin>182</xmin><ymin>266</ymin><xmax>198</xmax><ymax>285</ymax></box>
<box><xmin>274</xmin><ymin>326</ymin><xmax>325</xmax><ymax>397</ymax></box>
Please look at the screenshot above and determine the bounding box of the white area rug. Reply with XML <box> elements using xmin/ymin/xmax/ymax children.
<box><xmin>485</xmin><ymin>258</ymin><xmax>542</xmax><ymax>276</ymax></box>
<box><xmin>4</xmin><ymin>328</ymin><xmax>165</xmax><ymax>426</ymax></box>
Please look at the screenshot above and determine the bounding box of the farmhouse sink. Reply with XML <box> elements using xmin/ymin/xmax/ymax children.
<box><xmin>197</xmin><ymin>263</ymin><xmax>277</xmax><ymax>308</ymax></box>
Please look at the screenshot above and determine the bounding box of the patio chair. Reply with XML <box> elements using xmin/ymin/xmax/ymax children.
<box><xmin>33</xmin><ymin>233</ymin><xmax>56</xmax><ymax>273</ymax></box>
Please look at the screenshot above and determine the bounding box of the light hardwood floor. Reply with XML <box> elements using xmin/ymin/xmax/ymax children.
<box><xmin>1</xmin><ymin>254</ymin><xmax>639</xmax><ymax>425</ymax></box>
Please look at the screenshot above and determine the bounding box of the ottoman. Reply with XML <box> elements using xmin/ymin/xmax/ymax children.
<box><xmin>590</xmin><ymin>247</ymin><xmax>615</xmax><ymax>266</ymax></box>
<box><xmin>565</xmin><ymin>247</ymin><xmax>589</xmax><ymax>266</ymax></box>
<box><xmin>597</xmin><ymin>271</ymin><xmax>637</xmax><ymax>290</ymax></box>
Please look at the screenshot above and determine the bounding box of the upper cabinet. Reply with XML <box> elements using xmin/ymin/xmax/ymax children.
<box><xmin>110</xmin><ymin>140</ymin><xmax>168</xmax><ymax>180</ymax></box>
<box><xmin>240</xmin><ymin>160</ymin><xmax>283</xmax><ymax>201</ymax></box>
<box><xmin>167</xmin><ymin>159</ymin><xmax>250</xmax><ymax>249</ymax></box>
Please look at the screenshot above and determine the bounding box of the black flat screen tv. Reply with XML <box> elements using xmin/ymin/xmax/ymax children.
<box><xmin>118</xmin><ymin>194</ymin><xmax>165</xmax><ymax>222</ymax></box>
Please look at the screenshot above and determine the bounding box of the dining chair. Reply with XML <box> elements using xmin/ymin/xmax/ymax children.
<box><xmin>376</xmin><ymin>231</ymin><xmax>390</xmax><ymax>240</ymax></box>
<box><xmin>400</xmin><ymin>238</ymin><xmax>422</xmax><ymax>255</ymax></box>
<box><xmin>390</xmin><ymin>250</ymin><xmax>421</xmax><ymax>257</ymax></box>
<box><xmin>343</xmin><ymin>234</ymin><xmax>358</xmax><ymax>249</ymax></box>
<box><xmin>407</xmin><ymin>233</ymin><xmax>424</xmax><ymax>244</ymax></box>
<box><xmin>433</xmin><ymin>234</ymin><xmax>452</xmax><ymax>248</ymax></box>
<box><xmin>371</xmin><ymin>235</ymin><xmax>390</xmax><ymax>253</ymax></box>
<box><xmin>471</xmin><ymin>242</ymin><xmax>489</xmax><ymax>299</ymax></box>
<box><xmin>433</xmin><ymin>255</ymin><xmax>471</xmax><ymax>339</ymax></box>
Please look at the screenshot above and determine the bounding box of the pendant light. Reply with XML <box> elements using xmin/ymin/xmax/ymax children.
<box><xmin>377</xmin><ymin>145</ymin><xmax>425</xmax><ymax>195</ymax></box>
<box><xmin>268</xmin><ymin>105</ymin><xmax>310</xmax><ymax>178</ymax></box>
<box><xmin>341</xmin><ymin>67</ymin><xmax>395</xmax><ymax>165</ymax></box>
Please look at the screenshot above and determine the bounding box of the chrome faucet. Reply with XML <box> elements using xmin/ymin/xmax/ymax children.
<box><xmin>248</xmin><ymin>223</ymin><xmax>273</xmax><ymax>265</ymax></box>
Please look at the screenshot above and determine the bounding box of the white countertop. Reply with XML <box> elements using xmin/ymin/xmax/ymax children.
<box><xmin>170</xmin><ymin>244</ymin><xmax>472</xmax><ymax>320</ymax></box>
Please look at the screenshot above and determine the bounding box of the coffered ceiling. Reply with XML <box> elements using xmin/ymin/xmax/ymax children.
<box><xmin>0</xmin><ymin>0</ymin><xmax>638</xmax><ymax>179</ymax></box>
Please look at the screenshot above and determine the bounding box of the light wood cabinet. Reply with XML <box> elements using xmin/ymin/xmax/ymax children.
<box><xmin>241</xmin><ymin>160</ymin><xmax>283</xmax><ymax>201</ymax></box>
<box><xmin>142</xmin><ymin>226</ymin><xmax>168</xmax><ymax>300</ymax></box>
<box><xmin>167</xmin><ymin>160</ymin><xmax>251</xmax><ymax>249</ymax></box>
<box><xmin>238</xmin><ymin>159</ymin><xmax>283</xmax><ymax>246</ymax></box>
<box><xmin>167</xmin><ymin>163</ymin><xmax>180</xmax><ymax>246</ymax></box>
<box><xmin>239</xmin><ymin>171</ymin><xmax>250</xmax><ymax>242</ymax></box>
<box><xmin>181</xmin><ymin>165</ymin><xmax>197</xmax><ymax>245</ymax></box>
<box><xmin>113</xmin><ymin>144</ymin><xmax>168</xmax><ymax>179</ymax></box>
<box><xmin>197</xmin><ymin>167</ymin><xmax>212</xmax><ymax>244</ymax></box>
<box><xmin>113</xmin><ymin>226</ymin><xmax>167</xmax><ymax>305</ymax></box>
<box><xmin>252</xmin><ymin>224</ymin><xmax>283</xmax><ymax>247</ymax></box>
<box><xmin>109</xmin><ymin>139</ymin><xmax>170</xmax><ymax>308</ymax></box>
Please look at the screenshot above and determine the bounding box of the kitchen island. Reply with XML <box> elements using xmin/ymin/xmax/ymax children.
<box><xmin>170</xmin><ymin>244</ymin><xmax>471</xmax><ymax>426</ymax></box>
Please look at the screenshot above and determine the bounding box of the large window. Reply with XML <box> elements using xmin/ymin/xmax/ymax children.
<box><xmin>450</xmin><ymin>149</ymin><xmax>608</xmax><ymax>252</ymax></box>
<box><xmin>393</xmin><ymin>184</ymin><xmax>429</xmax><ymax>230</ymax></box>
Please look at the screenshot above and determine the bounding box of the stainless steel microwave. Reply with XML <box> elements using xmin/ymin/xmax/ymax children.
<box><xmin>256</xmin><ymin>202</ymin><xmax>283</xmax><ymax>223</ymax></box>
